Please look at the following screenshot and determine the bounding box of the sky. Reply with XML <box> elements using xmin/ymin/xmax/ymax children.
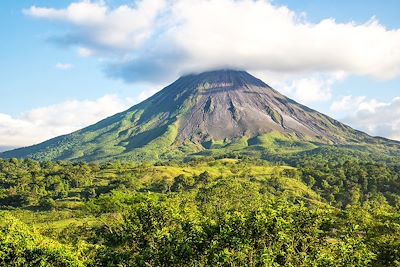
<box><xmin>1</xmin><ymin>0</ymin><xmax>400</xmax><ymax>151</ymax></box>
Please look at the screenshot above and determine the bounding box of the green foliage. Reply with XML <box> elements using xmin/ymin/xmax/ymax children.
<box><xmin>297</xmin><ymin>154</ymin><xmax>400</xmax><ymax>208</ymax></box>
<box><xmin>0</xmin><ymin>157</ymin><xmax>399</xmax><ymax>266</ymax></box>
<box><xmin>95</xmin><ymin>195</ymin><xmax>380</xmax><ymax>267</ymax></box>
<box><xmin>0</xmin><ymin>213</ymin><xmax>84</xmax><ymax>267</ymax></box>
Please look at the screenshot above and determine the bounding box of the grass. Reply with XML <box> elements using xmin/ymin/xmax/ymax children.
<box><xmin>248</xmin><ymin>131</ymin><xmax>317</xmax><ymax>153</ymax></box>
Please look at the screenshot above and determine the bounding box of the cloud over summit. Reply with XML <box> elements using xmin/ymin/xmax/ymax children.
<box><xmin>24</xmin><ymin>0</ymin><xmax>400</xmax><ymax>83</ymax></box>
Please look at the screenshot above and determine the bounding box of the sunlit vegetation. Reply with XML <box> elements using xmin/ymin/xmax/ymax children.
<box><xmin>0</xmin><ymin>152</ymin><xmax>399</xmax><ymax>266</ymax></box>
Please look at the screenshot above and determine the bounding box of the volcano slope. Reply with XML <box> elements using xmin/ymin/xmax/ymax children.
<box><xmin>2</xmin><ymin>69</ymin><xmax>399</xmax><ymax>162</ymax></box>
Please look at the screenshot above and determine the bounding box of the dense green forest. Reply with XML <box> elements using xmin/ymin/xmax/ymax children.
<box><xmin>1</xmin><ymin>150</ymin><xmax>400</xmax><ymax>266</ymax></box>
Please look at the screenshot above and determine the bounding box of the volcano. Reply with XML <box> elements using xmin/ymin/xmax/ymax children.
<box><xmin>1</xmin><ymin>69</ymin><xmax>398</xmax><ymax>162</ymax></box>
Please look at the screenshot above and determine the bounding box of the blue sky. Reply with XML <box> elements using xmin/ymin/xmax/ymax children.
<box><xmin>0</xmin><ymin>0</ymin><xmax>400</xmax><ymax>149</ymax></box>
<box><xmin>0</xmin><ymin>1</ymin><xmax>137</xmax><ymax>115</ymax></box>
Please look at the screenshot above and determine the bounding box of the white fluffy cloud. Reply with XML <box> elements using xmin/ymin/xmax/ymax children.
<box><xmin>271</xmin><ymin>72</ymin><xmax>347</xmax><ymax>104</ymax></box>
<box><xmin>55</xmin><ymin>63</ymin><xmax>73</xmax><ymax>70</ymax></box>
<box><xmin>77</xmin><ymin>47</ymin><xmax>94</xmax><ymax>57</ymax></box>
<box><xmin>24</xmin><ymin>0</ymin><xmax>400</xmax><ymax>82</ymax></box>
<box><xmin>0</xmin><ymin>95</ymin><xmax>136</xmax><ymax>148</ymax></box>
<box><xmin>331</xmin><ymin>95</ymin><xmax>400</xmax><ymax>140</ymax></box>
<box><xmin>24</xmin><ymin>0</ymin><xmax>166</xmax><ymax>51</ymax></box>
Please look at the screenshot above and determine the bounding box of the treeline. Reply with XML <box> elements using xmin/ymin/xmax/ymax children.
<box><xmin>0</xmin><ymin>159</ymin><xmax>100</xmax><ymax>209</ymax></box>
<box><xmin>296</xmin><ymin>152</ymin><xmax>400</xmax><ymax>209</ymax></box>
<box><xmin>1</xmin><ymin>154</ymin><xmax>400</xmax><ymax>210</ymax></box>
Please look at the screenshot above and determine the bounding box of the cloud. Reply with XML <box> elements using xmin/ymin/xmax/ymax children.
<box><xmin>77</xmin><ymin>47</ymin><xmax>94</xmax><ymax>57</ymax></box>
<box><xmin>331</xmin><ymin>95</ymin><xmax>400</xmax><ymax>140</ymax></box>
<box><xmin>272</xmin><ymin>73</ymin><xmax>344</xmax><ymax>104</ymax></box>
<box><xmin>330</xmin><ymin>95</ymin><xmax>367</xmax><ymax>113</ymax></box>
<box><xmin>55</xmin><ymin>63</ymin><xmax>73</xmax><ymax>70</ymax></box>
<box><xmin>0</xmin><ymin>95</ymin><xmax>138</xmax><ymax>148</ymax></box>
<box><xmin>23</xmin><ymin>0</ymin><xmax>167</xmax><ymax>51</ymax></box>
<box><xmin>24</xmin><ymin>0</ymin><xmax>400</xmax><ymax>84</ymax></box>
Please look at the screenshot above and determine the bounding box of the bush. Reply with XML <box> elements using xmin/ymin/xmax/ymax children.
<box><xmin>0</xmin><ymin>213</ymin><xmax>84</xmax><ymax>267</ymax></box>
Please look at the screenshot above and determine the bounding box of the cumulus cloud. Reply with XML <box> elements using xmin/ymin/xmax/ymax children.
<box><xmin>331</xmin><ymin>95</ymin><xmax>400</xmax><ymax>140</ymax></box>
<box><xmin>271</xmin><ymin>72</ymin><xmax>346</xmax><ymax>104</ymax></box>
<box><xmin>77</xmin><ymin>47</ymin><xmax>94</xmax><ymax>57</ymax></box>
<box><xmin>24</xmin><ymin>0</ymin><xmax>400</xmax><ymax>83</ymax></box>
<box><xmin>0</xmin><ymin>95</ymin><xmax>137</xmax><ymax>148</ymax></box>
<box><xmin>330</xmin><ymin>95</ymin><xmax>367</xmax><ymax>113</ymax></box>
<box><xmin>55</xmin><ymin>63</ymin><xmax>73</xmax><ymax>70</ymax></box>
<box><xmin>23</xmin><ymin>0</ymin><xmax>167</xmax><ymax>51</ymax></box>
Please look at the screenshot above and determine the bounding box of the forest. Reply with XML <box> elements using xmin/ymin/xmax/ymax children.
<box><xmin>0</xmin><ymin>150</ymin><xmax>400</xmax><ymax>266</ymax></box>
